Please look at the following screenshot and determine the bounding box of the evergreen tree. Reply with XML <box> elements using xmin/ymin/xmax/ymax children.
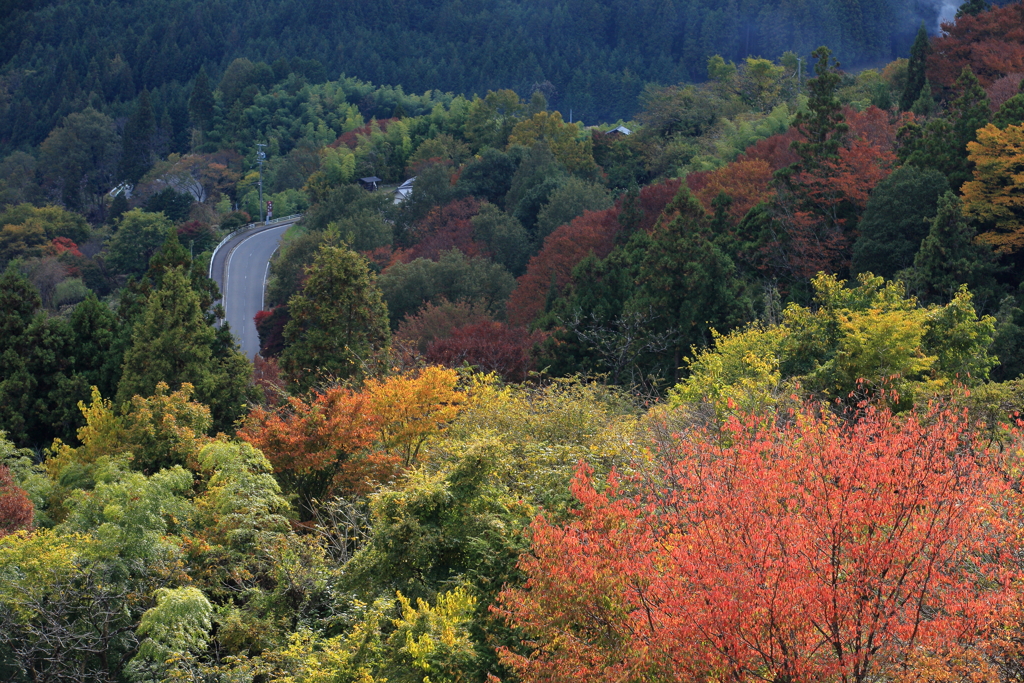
<box><xmin>788</xmin><ymin>46</ymin><xmax>848</xmax><ymax>171</ymax></box>
<box><xmin>852</xmin><ymin>166</ymin><xmax>949</xmax><ymax>278</ymax></box>
<box><xmin>993</xmin><ymin>93</ymin><xmax>1024</xmax><ymax>129</ymax></box>
<box><xmin>901</xmin><ymin>25</ymin><xmax>931</xmax><ymax>112</ymax></box>
<box><xmin>117</xmin><ymin>267</ymin><xmax>252</xmax><ymax>432</ymax></box>
<box><xmin>68</xmin><ymin>293</ymin><xmax>122</xmax><ymax>400</ymax></box>
<box><xmin>187</xmin><ymin>67</ymin><xmax>215</xmax><ymax>133</ymax></box>
<box><xmin>910</xmin><ymin>192</ymin><xmax>1000</xmax><ymax>307</ymax></box>
<box><xmin>624</xmin><ymin>190</ymin><xmax>754</xmax><ymax>384</ymax></box>
<box><xmin>280</xmin><ymin>246</ymin><xmax>390</xmax><ymax>391</ymax></box>
<box><xmin>957</xmin><ymin>0</ymin><xmax>990</xmax><ymax>18</ymax></box>
<box><xmin>910</xmin><ymin>78</ymin><xmax>938</xmax><ymax>117</ymax></box>
<box><xmin>119</xmin><ymin>90</ymin><xmax>156</xmax><ymax>184</ymax></box>
<box><xmin>902</xmin><ymin>67</ymin><xmax>991</xmax><ymax>191</ymax></box>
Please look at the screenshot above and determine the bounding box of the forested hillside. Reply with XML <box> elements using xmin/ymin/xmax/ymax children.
<box><xmin>0</xmin><ymin>0</ymin><xmax>973</xmax><ymax>153</ymax></box>
<box><xmin>10</xmin><ymin>0</ymin><xmax>1024</xmax><ymax>681</ymax></box>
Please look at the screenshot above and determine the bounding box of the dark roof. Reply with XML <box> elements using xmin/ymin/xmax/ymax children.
<box><xmin>360</xmin><ymin>176</ymin><xmax>383</xmax><ymax>183</ymax></box>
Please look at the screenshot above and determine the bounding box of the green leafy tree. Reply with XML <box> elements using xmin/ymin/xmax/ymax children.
<box><xmin>535</xmin><ymin>176</ymin><xmax>613</xmax><ymax>242</ymax></box>
<box><xmin>378</xmin><ymin>250</ymin><xmax>516</xmax><ymax>327</ymax></box>
<box><xmin>38</xmin><ymin>108</ymin><xmax>120</xmax><ymax>214</ymax></box>
<box><xmin>471</xmin><ymin>202</ymin><xmax>532</xmax><ymax>276</ymax></box>
<box><xmin>107</xmin><ymin>209</ymin><xmax>174</xmax><ymax>277</ymax></box>
<box><xmin>280</xmin><ymin>246</ymin><xmax>390</xmax><ymax>390</ymax></box>
<box><xmin>128</xmin><ymin>587</ymin><xmax>214</xmax><ymax>682</ymax></box>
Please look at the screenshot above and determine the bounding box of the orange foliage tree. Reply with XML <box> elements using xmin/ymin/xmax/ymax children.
<box><xmin>0</xmin><ymin>465</ymin><xmax>33</xmax><ymax>536</ymax></box>
<box><xmin>692</xmin><ymin>158</ymin><xmax>775</xmax><ymax>220</ymax></box>
<box><xmin>928</xmin><ymin>2</ymin><xmax>1024</xmax><ymax>91</ymax></box>
<box><xmin>240</xmin><ymin>367</ymin><xmax>469</xmax><ymax>512</ymax></box>
<box><xmin>962</xmin><ymin>122</ymin><xmax>1024</xmax><ymax>253</ymax></box>
<box><xmin>239</xmin><ymin>387</ymin><xmax>382</xmax><ymax>514</ymax></box>
<box><xmin>497</xmin><ymin>404</ymin><xmax>1022</xmax><ymax>683</ymax></box>
<box><xmin>506</xmin><ymin>179</ymin><xmax>680</xmax><ymax>327</ymax></box>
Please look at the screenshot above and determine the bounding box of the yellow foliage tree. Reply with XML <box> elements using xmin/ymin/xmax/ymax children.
<box><xmin>507</xmin><ymin>111</ymin><xmax>596</xmax><ymax>174</ymax></box>
<box><xmin>366</xmin><ymin>367</ymin><xmax>468</xmax><ymax>466</ymax></box>
<box><xmin>962</xmin><ymin>122</ymin><xmax>1024</xmax><ymax>253</ymax></box>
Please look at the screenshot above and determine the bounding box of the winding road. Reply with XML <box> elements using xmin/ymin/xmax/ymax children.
<box><xmin>209</xmin><ymin>217</ymin><xmax>300</xmax><ymax>358</ymax></box>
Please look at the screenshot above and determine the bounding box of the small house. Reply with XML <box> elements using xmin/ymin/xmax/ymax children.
<box><xmin>394</xmin><ymin>176</ymin><xmax>415</xmax><ymax>204</ymax></box>
<box><xmin>359</xmin><ymin>176</ymin><xmax>383</xmax><ymax>191</ymax></box>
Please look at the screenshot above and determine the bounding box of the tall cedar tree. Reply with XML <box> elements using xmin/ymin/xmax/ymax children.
<box><xmin>280</xmin><ymin>246</ymin><xmax>390</xmax><ymax>391</ymax></box>
<box><xmin>187</xmin><ymin>67</ymin><xmax>215</xmax><ymax>134</ymax></box>
<box><xmin>117</xmin><ymin>267</ymin><xmax>252</xmax><ymax>433</ymax></box>
<box><xmin>911</xmin><ymin>191</ymin><xmax>999</xmax><ymax>306</ymax></box>
<box><xmin>119</xmin><ymin>90</ymin><xmax>156</xmax><ymax>184</ymax></box>
<box><xmin>900</xmin><ymin>24</ymin><xmax>931</xmax><ymax>111</ymax></box>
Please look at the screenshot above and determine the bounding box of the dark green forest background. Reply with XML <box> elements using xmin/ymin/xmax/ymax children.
<box><xmin>0</xmin><ymin>0</ymin><xmax>971</xmax><ymax>155</ymax></box>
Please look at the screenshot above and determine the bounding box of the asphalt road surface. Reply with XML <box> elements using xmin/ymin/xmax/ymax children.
<box><xmin>210</xmin><ymin>219</ymin><xmax>297</xmax><ymax>358</ymax></box>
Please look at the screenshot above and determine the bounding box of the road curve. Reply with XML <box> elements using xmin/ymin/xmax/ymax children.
<box><xmin>210</xmin><ymin>219</ymin><xmax>298</xmax><ymax>359</ymax></box>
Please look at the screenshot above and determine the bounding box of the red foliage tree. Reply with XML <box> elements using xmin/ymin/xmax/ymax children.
<box><xmin>406</xmin><ymin>197</ymin><xmax>485</xmax><ymax>262</ymax></box>
<box><xmin>928</xmin><ymin>3</ymin><xmax>1024</xmax><ymax>90</ymax></box>
<box><xmin>395</xmin><ymin>299</ymin><xmax>494</xmax><ymax>355</ymax></box>
<box><xmin>506</xmin><ymin>179</ymin><xmax>681</xmax><ymax>327</ymax></box>
<box><xmin>0</xmin><ymin>465</ymin><xmax>33</xmax><ymax>536</ymax></box>
<box><xmin>738</xmin><ymin>127</ymin><xmax>804</xmax><ymax>169</ymax></box>
<box><xmin>426</xmin><ymin>320</ymin><xmax>544</xmax><ymax>382</ymax></box>
<box><xmin>777</xmin><ymin>108</ymin><xmax>897</xmax><ymax>278</ymax></box>
<box><xmin>497</xmin><ymin>404</ymin><xmax>1022</xmax><ymax>682</ymax></box>
<box><xmin>506</xmin><ymin>208</ymin><xmax>619</xmax><ymax>327</ymax></box>
<box><xmin>238</xmin><ymin>387</ymin><xmax>390</xmax><ymax>512</ymax></box>
<box><xmin>254</xmin><ymin>306</ymin><xmax>289</xmax><ymax>357</ymax></box>
<box><xmin>45</xmin><ymin>237</ymin><xmax>83</xmax><ymax>258</ymax></box>
<box><xmin>331</xmin><ymin>117</ymin><xmax>401</xmax><ymax>149</ymax></box>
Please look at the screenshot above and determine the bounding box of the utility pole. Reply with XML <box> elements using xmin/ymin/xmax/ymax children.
<box><xmin>256</xmin><ymin>142</ymin><xmax>267</xmax><ymax>223</ymax></box>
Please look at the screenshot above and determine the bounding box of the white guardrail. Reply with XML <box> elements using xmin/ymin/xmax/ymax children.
<box><xmin>208</xmin><ymin>214</ymin><xmax>302</xmax><ymax>278</ymax></box>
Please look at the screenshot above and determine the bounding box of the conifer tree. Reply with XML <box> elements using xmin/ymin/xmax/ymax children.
<box><xmin>117</xmin><ymin>267</ymin><xmax>252</xmax><ymax>432</ymax></box>
<box><xmin>119</xmin><ymin>90</ymin><xmax>156</xmax><ymax>184</ymax></box>
<box><xmin>910</xmin><ymin>192</ymin><xmax>999</xmax><ymax>306</ymax></box>
<box><xmin>957</xmin><ymin>0</ymin><xmax>990</xmax><ymax>18</ymax></box>
<box><xmin>901</xmin><ymin>25</ymin><xmax>931</xmax><ymax>111</ymax></box>
<box><xmin>187</xmin><ymin>67</ymin><xmax>215</xmax><ymax>134</ymax></box>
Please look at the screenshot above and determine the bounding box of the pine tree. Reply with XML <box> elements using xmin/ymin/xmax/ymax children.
<box><xmin>280</xmin><ymin>246</ymin><xmax>390</xmax><ymax>391</ymax></box>
<box><xmin>901</xmin><ymin>25</ymin><xmax>931</xmax><ymax>111</ymax></box>
<box><xmin>957</xmin><ymin>0</ymin><xmax>990</xmax><ymax>18</ymax></box>
<box><xmin>117</xmin><ymin>267</ymin><xmax>252</xmax><ymax>432</ymax></box>
<box><xmin>119</xmin><ymin>90</ymin><xmax>156</xmax><ymax>183</ymax></box>
<box><xmin>788</xmin><ymin>46</ymin><xmax>848</xmax><ymax>170</ymax></box>
<box><xmin>910</xmin><ymin>192</ymin><xmax>999</xmax><ymax>306</ymax></box>
<box><xmin>187</xmin><ymin>67</ymin><xmax>215</xmax><ymax>132</ymax></box>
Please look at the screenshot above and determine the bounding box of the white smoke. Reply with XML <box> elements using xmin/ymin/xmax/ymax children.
<box><xmin>935</xmin><ymin>0</ymin><xmax>959</xmax><ymax>32</ymax></box>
